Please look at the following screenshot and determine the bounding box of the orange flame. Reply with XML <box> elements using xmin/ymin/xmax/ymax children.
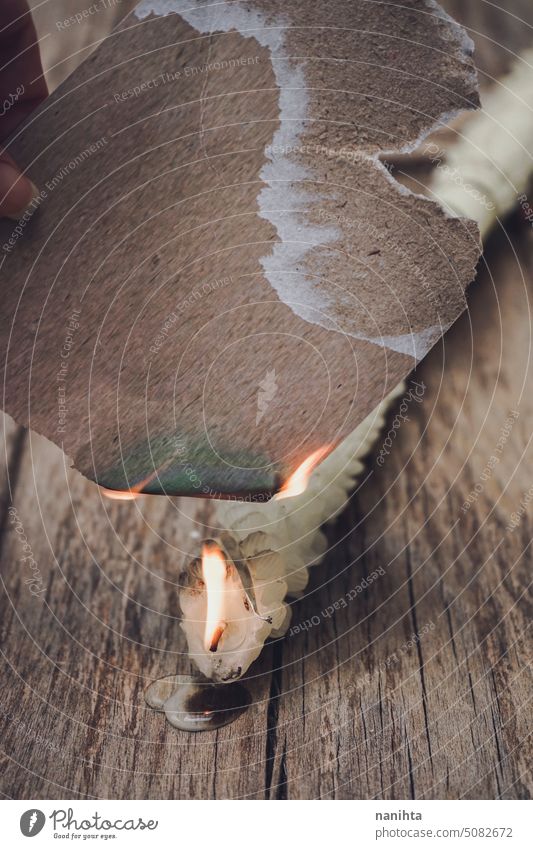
<box><xmin>99</xmin><ymin>468</ymin><xmax>162</xmax><ymax>501</ymax></box>
<box><xmin>100</xmin><ymin>487</ymin><xmax>141</xmax><ymax>501</ymax></box>
<box><xmin>275</xmin><ymin>446</ymin><xmax>332</xmax><ymax>500</ymax></box>
<box><xmin>202</xmin><ymin>543</ymin><xmax>228</xmax><ymax>652</ymax></box>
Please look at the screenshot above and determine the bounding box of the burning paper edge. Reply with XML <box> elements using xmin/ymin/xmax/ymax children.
<box><xmin>274</xmin><ymin>445</ymin><xmax>333</xmax><ymax>500</ymax></box>
<box><xmin>100</xmin><ymin>487</ymin><xmax>141</xmax><ymax>501</ymax></box>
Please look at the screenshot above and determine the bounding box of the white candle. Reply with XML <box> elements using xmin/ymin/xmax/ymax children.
<box><xmin>180</xmin><ymin>536</ymin><xmax>289</xmax><ymax>682</ymax></box>
<box><xmin>179</xmin><ymin>383</ymin><xmax>405</xmax><ymax>681</ymax></box>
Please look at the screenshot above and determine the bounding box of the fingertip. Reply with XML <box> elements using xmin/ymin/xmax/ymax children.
<box><xmin>0</xmin><ymin>160</ymin><xmax>39</xmax><ymax>219</ymax></box>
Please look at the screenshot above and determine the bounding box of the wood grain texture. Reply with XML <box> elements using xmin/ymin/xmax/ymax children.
<box><xmin>0</xmin><ymin>223</ymin><xmax>531</xmax><ymax>799</ymax></box>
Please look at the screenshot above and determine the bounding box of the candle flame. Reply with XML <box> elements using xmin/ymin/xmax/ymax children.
<box><xmin>202</xmin><ymin>543</ymin><xmax>228</xmax><ymax>652</ymax></box>
<box><xmin>275</xmin><ymin>446</ymin><xmax>332</xmax><ymax>500</ymax></box>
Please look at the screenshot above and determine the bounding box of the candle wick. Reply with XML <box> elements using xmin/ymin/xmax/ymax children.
<box><xmin>208</xmin><ymin>622</ymin><xmax>227</xmax><ymax>653</ymax></box>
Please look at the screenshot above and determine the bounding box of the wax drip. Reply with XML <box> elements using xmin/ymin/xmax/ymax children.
<box><xmin>144</xmin><ymin>674</ymin><xmax>251</xmax><ymax>732</ymax></box>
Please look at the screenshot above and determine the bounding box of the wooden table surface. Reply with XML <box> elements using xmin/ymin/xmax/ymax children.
<box><xmin>1</xmin><ymin>0</ymin><xmax>532</xmax><ymax>800</ymax></box>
